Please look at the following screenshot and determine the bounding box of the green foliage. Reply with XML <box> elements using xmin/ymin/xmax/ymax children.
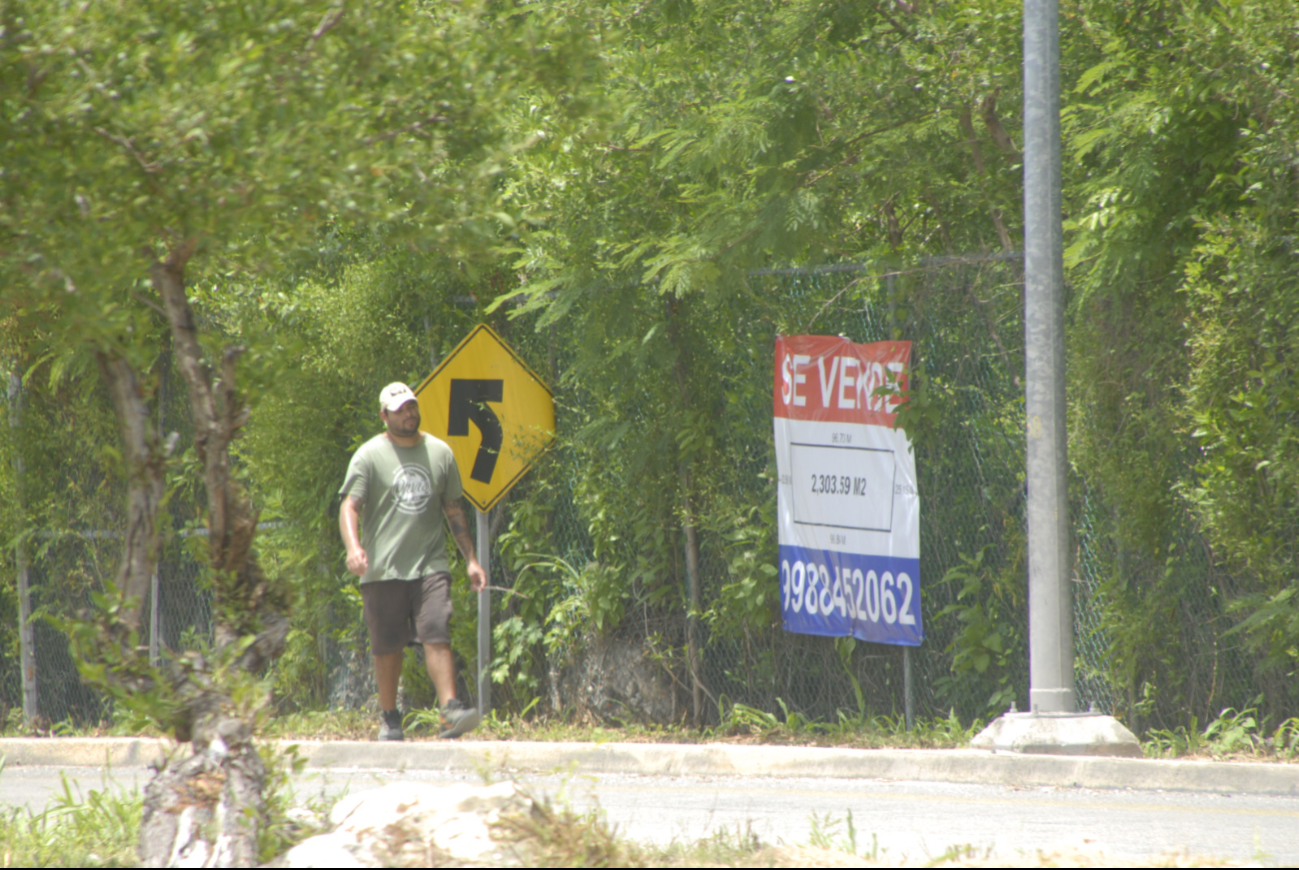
<box><xmin>12</xmin><ymin>0</ymin><xmax>1299</xmax><ymax>736</ymax></box>
<box><xmin>255</xmin><ymin>742</ymin><xmax>333</xmax><ymax>865</ymax></box>
<box><xmin>1184</xmin><ymin>220</ymin><xmax>1299</xmax><ymax>674</ymax></box>
<box><xmin>806</xmin><ymin>811</ymin><xmax>875</xmax><ymax>860</ymax></box>
<box><xmin>259</xmin><ymin>709</ymin><xmax>375</xmax><ymax>741</ymax></box>
<box><xmin>934</xmin><ymin>546</ymin><xmax>1023</xmax><ymax>714</ymax></box>
<box><xmin>834</xmin><ymin>637</ymin><xmax>867</xmax><ymax>718</ymax></box>
<box><xmin>1144</xmin><ymin>707</ymin><xmax>1299</xmax><ymax>761</ymax></box>
<box><xmin>398</xmin><ymin>644</ymin><xmax>439</xmax><ymax>713</ymax></box>
<box><xmin>704</xmin><ymin>501</ymin><xmax>780</xmax><ymax>642</ymax></box>
<box><xmin>1</xmin><ymin>0</ymin><xmax>603</xmax><ymax>724</ymax></box>
<box><xmin>709</xmin><ymin>695</ymin><xmax>977</xmax><ymax>749</ymax></box>
<box><xmin>49</xmin><ymin>583</ymin><xmax>183</xmax><ymax>734</ymax></box>
<box><xmin>0</xmin><ymin>768</ymin><xmax>143</xmax><ymax>867</ymax></box>
<box><xmin>1059</xmin><ymin>0</ymin><xmax>1299</xmax><ymax>724</ymax></box>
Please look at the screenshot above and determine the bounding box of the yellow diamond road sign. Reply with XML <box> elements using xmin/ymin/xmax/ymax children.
<box><xmin>414</xmin><ymin>324</ymin><xmax>555</xmax><ymax>512</ymax></box>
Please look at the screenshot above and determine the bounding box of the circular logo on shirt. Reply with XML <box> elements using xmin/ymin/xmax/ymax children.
<box><xmin>392</xmin><ymin>464</ymin><xmax>433</xmax><ymax>515</ymax></box>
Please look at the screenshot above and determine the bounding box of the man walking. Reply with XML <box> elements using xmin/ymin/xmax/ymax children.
<box><xmin>339</xmin><ymin>382</ymin><xmax>484</xmax><ymax>740</ymax></box>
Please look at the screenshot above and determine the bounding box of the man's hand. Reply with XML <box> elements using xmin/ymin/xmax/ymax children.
<box><xmin>339</xmin><ymin>495</ymin><xmax>368</xmax><ymax>577</ymax></box>
<box><xmin>466</xmin><ymin>558</ymin><xmax>488</xmax><ymax>593</ymax></box>
<box><xmin>346</xmin><ymin>546</ymin><xmax>369</xmax><ymax>578</ymax></box>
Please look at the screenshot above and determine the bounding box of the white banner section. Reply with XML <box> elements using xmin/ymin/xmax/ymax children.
<box><xmin>774</xmin><ymin>335</ymin><xmax>922</xmax><ymax>646</ymax></box>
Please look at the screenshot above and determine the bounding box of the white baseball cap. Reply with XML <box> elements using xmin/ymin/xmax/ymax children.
<box><xmin>379</xmin><ymin>382</ymin><xmax>418</xmax><ymax>413</ymax></box>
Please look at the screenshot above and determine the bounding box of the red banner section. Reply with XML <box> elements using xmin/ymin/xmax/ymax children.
<box><xmin>773</xmin><ymin>335</ymin><xmax>911</xmax><ymax>426</ymax></box>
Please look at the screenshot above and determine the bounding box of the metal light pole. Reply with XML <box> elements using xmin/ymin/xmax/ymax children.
<box><xmin>476</xmin><ymin>507</ymin><xmax>491</xmax><ymax>717</ymax></box>
<box><xmin>972</xmin><ymin>0</ymin><xmax>1140</xmax><ymax>753</ymax></box>
<box><xmin>1023</xmin><ymin>0</ymin><xmax>1074</xmax><ymax>715</ymax></box>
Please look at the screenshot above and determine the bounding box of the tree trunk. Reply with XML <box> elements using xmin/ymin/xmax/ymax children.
<box><xmin>95</xmin><ymin>352</ymin><xmax>166</xmax><ymax>628</ymax></box>
<box><xmin>132</xmin><ymin>241</ymin><xmax>288</xmax><ymax>868</ymax></box>
<box><xmin>139</xmin><ymin>728</ymin><xmax>265</xmax><ymax>868</ymax></box>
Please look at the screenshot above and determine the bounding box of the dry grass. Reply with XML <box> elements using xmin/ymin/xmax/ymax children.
<box><xmin>487</xmin><ymin>790</ymin><xmax>1241</xmax><ymax>869</ymax></box>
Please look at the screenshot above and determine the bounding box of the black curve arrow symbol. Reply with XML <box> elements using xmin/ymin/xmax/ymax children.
<box><xmin>447</xmin><ymin>379</ymin><xmax>504</xmax><ymax>483</ymax></box>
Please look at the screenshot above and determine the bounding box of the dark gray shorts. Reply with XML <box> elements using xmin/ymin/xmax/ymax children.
<box><xmin>360</xmin><ymin>573</ymin><xmax>452</xmax><ymax>656</ymax></box>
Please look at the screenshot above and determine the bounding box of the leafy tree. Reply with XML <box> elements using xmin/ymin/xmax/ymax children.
<box><xmin>489</xmin><ymin>0</ymin><xmax>1029</xmax><ymax>721</ymax></box>
<box><xmin>1060</xmin><ymin>0</ymin><xmax>1299</xmax><ymax>724</ymax></box>
<box><xmin>1</xmin><ymin>0</ymin><xmax>596</xmax><ymax>862</ymax></box>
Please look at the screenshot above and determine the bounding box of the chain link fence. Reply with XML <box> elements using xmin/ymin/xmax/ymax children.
<box><xmin>1</xmin><ymin>256</ymin><xmax>1286</xmax><ymax>731</ymax></box>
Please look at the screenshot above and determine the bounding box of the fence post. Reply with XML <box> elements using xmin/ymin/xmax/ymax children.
<box><xmin>891</xmin><ymin>259</ymin><xmax>915</xmax><ymax>732</ymax></box>
<box><xmin>903</xmin><ymin>647</ymin><xmax>915</xmax><ymax>731</ymax></box>
<box><xmin>150</xmin><ymin>351</ymin><xmax>168</xmax><ymax>667</ymax></box>
<box><xmin>149</xmin><ymin>572</ymin><xmax>162</xmax><ymax>666</ymax></box>
<box><xmin>8</xmin><ymin>371</ymin><xmax>38</xmax><ymax>723</ymax></box>
<box><xmin>680</xmin><ymin>466</ymin><xmax>704</xmax><ymax>727</ymax></box>
<box><xmin>476</xmin><ymin>507</ymin><xmax>491</xmax><ymax>718</ymax></box>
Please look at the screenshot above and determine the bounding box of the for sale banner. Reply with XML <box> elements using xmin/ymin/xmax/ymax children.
<box><xmin>773</xmin><ymin>335</ymin><xmax>922</xmax><ymax>646</ymax></box>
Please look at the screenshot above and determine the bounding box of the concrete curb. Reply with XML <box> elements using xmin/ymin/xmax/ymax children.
<box><xmin>2</xmin><ymin>737</ymin><xmax>1297</xmax><ymax>796</ymax></box>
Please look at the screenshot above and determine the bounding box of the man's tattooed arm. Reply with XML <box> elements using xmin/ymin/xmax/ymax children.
<box><xmin>443</xmin><ymin>500</ymin><xmax>478</xmax><ymax>564</ymax></box>
<box><xmin>444</xmin><ymin>500</ymin><xmax>487</xmax><ymax>591</ymax></box>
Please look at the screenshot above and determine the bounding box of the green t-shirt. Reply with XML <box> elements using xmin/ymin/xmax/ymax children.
<box><xmin>339</xmin><ymin>433</ymin><xmax>463</xmax><ymax>583</ymax></box>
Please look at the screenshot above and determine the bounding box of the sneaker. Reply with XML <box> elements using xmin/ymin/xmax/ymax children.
<box><xmin>438</xmin><ymin>698</ymin><xmax>481</xmax><ymax>739</ymax></box>
<box><xmin>378</xmin><ymin>708</ymin><xmax>405</xmax><ymax>741</ymax></box>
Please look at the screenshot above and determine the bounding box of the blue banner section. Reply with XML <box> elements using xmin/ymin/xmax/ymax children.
<box><xmin>779</xmin><ymin>545</ymin><xmax>923</xmax><ymax>647</ymax></box>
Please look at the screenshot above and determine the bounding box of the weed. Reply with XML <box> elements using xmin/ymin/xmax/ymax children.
<box><xmin>1272</xmin><ymin>717</ymin><xmax>1299</xmax><ymax>759</ymax></box>
<box><xmin>654</xmin><ymin>824</ymin><xmax>766</xmax><ymax>866</ymax></box>
<box><xmin>1145</xmin><ymin>715</ymin><xmax>1204</xmax><ymax>758</ymax></box>
<box><xmin>493</xmin><ymin>791</ymin><xmax>647</xmax><ymax>867</ymax></box>
<box><xmin>712</xmin><ymin>697</ymin><xmax>782</xmax><ymax>736</ymax></box>
<box><xmin>401</xmin><ymin>706</ymin><xmax>445</xmax><ymax>736</ymax></box>
<box><xmin>260</xmin><ymin>709</ymin><xmax>375</xmax><ymax>741</ymax></box>
<box><xmin>0</xmin><ymin>771</ymin><xmax>141</xmax><ymax>867</ymax></box>
<box><xmin>1143</xmin><ymin>707</ymin><xmax>1299</xmax><ymax>760</ymax></box>
<box><xmin>256</xmin><ymin>742</ymin><xmax>340</xmax><ymax>864</ymax></box>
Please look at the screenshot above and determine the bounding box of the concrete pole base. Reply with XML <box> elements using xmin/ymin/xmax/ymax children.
<box><xmin>971</xmin><ymin>711</ymin><xmax>1143</xmax><ymax>758</ymax></box>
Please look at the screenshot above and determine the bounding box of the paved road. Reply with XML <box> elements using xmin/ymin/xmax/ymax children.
<box><xmin>3</xmin><ymin>764</ymin><xmax>1297</xmax><ymax>864</ymax></box>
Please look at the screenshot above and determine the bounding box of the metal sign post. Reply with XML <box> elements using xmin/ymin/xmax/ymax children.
<box><xmin>416</xmin><ymin>324</ymin><xmax>555</xmax><ymax>720</ymax></box>
<box><xmin>476</xmin><ymin>508</ymin><xmax>491</xmax><ymax>718</ymax></box>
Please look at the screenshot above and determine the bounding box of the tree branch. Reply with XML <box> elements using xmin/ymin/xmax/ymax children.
<box><xmin>980</xmin><ymin>90</ymin><xmax>1020</xmax><ymax>157</ymax></box>
<box><xmin>876</xmin><ymin>3</ymin><xmax>911</xmax><ymax>35</ymax></box>
<box><xmin>801</xmin><ymin>114</ymin><xmax>927</xmax><ymax>189</ymax></box>
<box><xmin>958</xmin><ymin>107</ymin><xmax>986</xmax><ymax>174</ymax></box>
<box><xmin>363</xmin><ymin>113</ymin><xmax>448</xmax><ymax>146</ymax></box>
<box><xmin>959</xmin><ymin>104</ymin><xmax>1013</xmax><ymax>251</ymax></box>
<box><xmin>93</xmin><ymin>127</ymin><xmax>160</xmax><ymax>175</ymax></box>
<box><xmin>309</xmin><ymin>6</ymin><xmax>345</xmax><ymax>46</ymax></box>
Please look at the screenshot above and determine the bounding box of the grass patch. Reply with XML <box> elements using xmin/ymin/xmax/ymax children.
<box><xmin>1144</xmin><ymin>709</ymin><xmax>1299</xmax><ymax>762</ymax></box>
<box><xmin>256</xmin><ymin>701</ymin><xmax>982</xmax><ymax>749</ymax></box>
<box><xmin>8</xmin><ymin>697</ymin><xmax>1297</xmax><ymax>765</ymax></box>
<box><xmin>259</xmin><ymin>709</ymin><xmax>377</xmax><ymax>741</ymax></box>
<box><xmin>0</xmin><ymin>768</ymin><xmax>141</xmax><ymax>867</ymax></box>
